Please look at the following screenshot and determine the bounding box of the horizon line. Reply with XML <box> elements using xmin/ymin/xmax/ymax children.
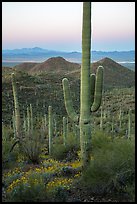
<box><xmin>2</xmin><ymin>47</ymin><xmax>135</xmax><ymax>52</ymax></box>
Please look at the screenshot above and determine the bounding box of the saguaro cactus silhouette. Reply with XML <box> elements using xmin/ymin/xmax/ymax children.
<box><xmin>48</xmin><ymin>106</ymin><xmax>53</xmax><ymax>155</ymax></box>
<box><xmin>63</xmin><ymin>116</ymin><xmax>67</xmax><ymax>146</ymax></box>
<box><xmin>62</xmin><ymin>2</ymin><xmax>104</xmax><ymax>167</ymax></box>
<box><xmin>128</xmin><ymin>109</ymin><xmax>131</xmax><ymax>139</ymax></box>
<box><xmin>12</xmin><ymin>72</ymin><xmax>21</xmax><ymax>140</ymax></box>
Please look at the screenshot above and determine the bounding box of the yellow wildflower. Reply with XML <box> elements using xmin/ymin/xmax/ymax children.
<box><xmin>46</xmin><ymin>177</ymin><xmax>73</xmax><ymax>191</ymax></box>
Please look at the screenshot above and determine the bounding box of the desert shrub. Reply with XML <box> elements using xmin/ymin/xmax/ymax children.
<box><xmin>2</xmin><ymin>125</ymin><xmax>19</xmax><ymax>169</ymax></box>
<box><xmin>20</xmin><ymin>130</ymin><xmax>45</xmax><ymax>164</ymax></box>
<box><xmin>6</xmin><ymin>173</ymin><xmax>47</xmax><ymax>202</ymax></box>
<box><xmin>91</xmin><ymin>130</ymin><xmax>112</xmax><ymax>150</ymax></box>
<box><xmin>53</xmin><ymin>135</ymin><xmax>64</xmax><ymax>145</ymax></box>
<box><xmin>66</xmin><ymin>132</ymin><xmax>80</xmax><ymax>151</ymax></box>
<box><xmin>51</xmin><ymin>132</ymin><xmax>80</xmax><ymax>161</ymax></box>
<box><xmin>79</xmin><ymin>132</ymin><xmax>135</xmax><ymax>201</ymax></box>
<box><xmin>50</xmin><ymin>143</ymin><xmax>68</xmax><ymax>161</ymax></box>
<box><xmin>46</xmin><ymin>177</ymin><xmax>73</xmax><ymax>202</ymax></box>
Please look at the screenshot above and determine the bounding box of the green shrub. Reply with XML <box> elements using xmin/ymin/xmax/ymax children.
<box><xmin>66</xmin><ymin>132</ymin><xmax>80</xmax><ymax>151</ymax></box>
<box><xmin>20</xmin><ymin>131</ymin><xmax>45</xmax><ymax>164</ymax></box>
<box><xmin>79</xmin><ymin>132</ymin><xmax>135</xmax><ymax>201</ymax></box>
<box><xmin>46</xmin><ymin>177</ymin><xmax>73</xmax><ymax>202</ymax></box>
<box><xmin>50</xmin><ymin>143</ymin><xmax>68</xmax><ymax>161</ymax></box>
<box><xmin>47</xmin><ymin>186</ymin><xmax>70</xmax><ymax>202</ymax></box>
<box><xmin>6</xmin><ymin>172</ymin><xmax>47</xmax><ymax>202</ymax></box>
<box><xmin>51</xmin><ymin>133</ymin><xmax>80</xmax><ymax>161</ymax></box>
<box><xmin>2</xmin><ymin>125</ymin><xmax>19</xmax><ymax>169</ymax></box>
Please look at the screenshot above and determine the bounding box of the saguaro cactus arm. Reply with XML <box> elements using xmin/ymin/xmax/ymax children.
<box><xmin>91</xmin><ymin>66</ymin><xmax>104</xmax><ymax>112</ymax></box>
<box><xmin>62</xmin><ymin>78</ymin><xmax>79</xmax><ymax>123</ymax></box>
<box><xmin>90</xmin><ymin>73</ymin><xmax>95</xmax><ymax>106</ymax></box>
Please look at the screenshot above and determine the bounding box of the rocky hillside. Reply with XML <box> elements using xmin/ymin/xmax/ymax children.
<box><xmin>92</xmin><ymin>57</ymin><xmax>135</xmax><ymax>89</ymax></box>
<box><xmin>14</xmin><ymin>57</ymin><xmax>81</xmax><ymax>74</ymax></box>
<box><xmin>2</xmin><ymin>56</ymin><xmax>135</xmax><ymax>124</ymax></box>
<box><xmin>14</xmin><ymin>62</ymin><xmax>38</xmax><ymax>72</ymax></box>
<box><xmin>13</xmin><ymin>56</ymin><xmax>135</xmax><ymax>89</ymax></box>
<box><xmin>66</xmin><ymin>57</ymin><xmax>135</xmax><ymax>89</ymax></box>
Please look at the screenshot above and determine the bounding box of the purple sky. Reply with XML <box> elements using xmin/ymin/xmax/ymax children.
<box><xmin>2</xmin><ymin>2</ymin><xmax>135</xmax><ymax>51</ymax></box>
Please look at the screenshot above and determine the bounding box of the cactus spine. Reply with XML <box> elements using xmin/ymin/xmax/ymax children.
<box><xmin>62</xmin><ymin>2</ymin><xmax>104</xmax><ymax>167</ymax></box>
<box><xmin>48</xmin><ymin>106</ymin><xmax>53</xmax><ymax>155</ymax></box>
<box><xmin>11</xmin><ymin>73</ymin><xmax>21</xmax><ymax>139</ymax></box>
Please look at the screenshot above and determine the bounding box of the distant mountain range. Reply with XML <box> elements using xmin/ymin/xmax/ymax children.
<box><xmin>2</xmin><ymin>47</ymin><xmax>135</xmax><ymax>63</ymax></box>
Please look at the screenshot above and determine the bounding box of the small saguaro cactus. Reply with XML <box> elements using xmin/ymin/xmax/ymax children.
<box><xmin>12</xmin><ymin>110</ymin><xmax>16</xmax><ymax>138</ymax></box>
<box><xmin>111</xmin><ymin>116</ymin><xmax>114</xmax><ymax>134</ymax></box>
<box><xmin>27</xmin><ymin>106</ymin><xmax>30</xmax><ymax>135</ymax></box>
<box><xmin>119</xmin><ymin>107</ymin><xmax>122</xmax><ymax>129</ymax></box>
<box><xmin>128</xmin><ymin>109</ymin><xmax>132</xmax><ymax>139</ymax></box>
<box><xmin>23</xmin><ymin>112</ymin><xmax>27</xmax><ymax>134</ymax></box>
<box><xmin>63</xmin><ymin>116</ymin><xmax>67</xmax><ymax>146</ymax></box>
<box><xmin>11</xmin><ymin>72</ymin><xmax>21</xmax><ymax>140</ymax></box>
<box><xmin>100</xmin><ymin>106</ymin><xmax>103</xmax><ymax>130</ymax></box>
<box><xmin>48</xmin><ymin>106</ymin><xmax>53</xmax><ymax>155</ymax></box>
<box><xmin>30</xmin><ymin>104</ymin><xmax>33</xmax><ymax>134</ymax></box>
<box><xmin>62</xmin><ymin>2</ymin><xmax>104</xmax><ymax>167</ymax></box>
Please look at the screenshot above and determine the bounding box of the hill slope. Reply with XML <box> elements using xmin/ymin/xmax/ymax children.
<box><xmin>30</xmin><ymin>57</ymin><xmax>81</xmax><ymax>74</ymax></box>
<box><xmin>2</xmin><ymin>57</ymin><xmax>135</xmax><ymax>124</ymax></box>
<box><xmin>14</xmin><ymin>62</ymin><xmax>39</xmax><ymax>72</ymax></box>
<box><xmin>92</xmin><ymin>57</ymin><xmax>135</xmax><ymax>89</ymax></box>
<box><xmin>14</xmin><ymin>57</ymin><xmax>81</xmax><ymax>75</ymax></box>
<box><xmin>66</xmin><ymin>57</ymin><xmax>135</xmax><ymax>89</ymax></box>
<box><xmin>13</xmin><ymin>56</ymin><xmax>135</xmax><ymax>89</ymax></box>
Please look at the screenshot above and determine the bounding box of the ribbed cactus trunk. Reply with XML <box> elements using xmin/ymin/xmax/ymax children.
<box><xmin>12</xmin><ymin>73</ymin><xmax>21</xmax><ymax>140</ymax></box>
<box><xmin>48</xmin><ymin>106</ymin><xmax>53</xmax><ymax>155</ymax></box>
<box><xmin>12</xmin><ymin>111</ymin><xmax>16</xmax><ymax>138</ymax></box>
<box><xmin>62</xmin><ymin>2</ymin><xmax>104</xmax><ymax>168</ymax></box>
<box><xmin>54</xmin><ymin>116</ymin><xmax>57</xmax><ymax>136</ymax></box>
<box><xmin>30</xmin><ymin>104</ymin><xmax>33</xmax><ymax>134</ymax></box>
<box><xmin>27</xmin><ymin>106</ymin><xmax>30</xmax><ymax>136</ymax></box>
<box><xmin>79</xmin><ymin>2</ymin><xmax>91</xmax><ymax>166</ymax></box>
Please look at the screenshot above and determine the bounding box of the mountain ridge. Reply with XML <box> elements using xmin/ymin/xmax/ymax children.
<box><xmin>2</xmin><ymin>47</ymin><xmax>135</xmax><ymax>63</ymax></box>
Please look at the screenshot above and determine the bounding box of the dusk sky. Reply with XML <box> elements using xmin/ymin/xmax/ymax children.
<box><xmin>2</xmin><ymin>2</ymin><xmax>135</xmax><ymax>52</ymax></box>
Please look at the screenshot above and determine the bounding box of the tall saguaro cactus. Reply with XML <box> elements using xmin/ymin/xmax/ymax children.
<box><xmin>128</xmin><ymin>109</ymin><xmax>131</xmax><ymax>139</ymax></box>
<box><xmin>48</xmin><ymin>106</ymin><xmax>53</xmax><ymax>155</ymax></box>
<box><xmin>12</xmin><ymin>73</ymin><xmax>21</xmax><ymax>140</ymax></box>
<box><xmin>63</xmin><ymin>116</ymin><xmax>67</xmax><ymax>146</ymax></box>
<box><xmin>62</xmin><ymin>2</ymin><xmax>104</xmax><ymax>167</ymax></box>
